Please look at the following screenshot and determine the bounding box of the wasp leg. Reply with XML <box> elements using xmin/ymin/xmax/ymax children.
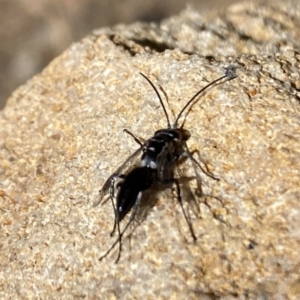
<box><xmin>99</xmin><ymin>192</ymin><xmax>142</xmax><ymax>263</ymax></box>
<box><xmin>109</xmin><ymin>174</ymin><xmax>125</xmax><ymax>236</ymax></box>
<box><xmin>161</xmin><ymin>177</ymin><xmax>197</xmax><ymax>241</ymax></box>
<box><xmin>166</xmin><ymin>148</ymin><xmax>217</xmax><ymax>182</ymax></box>
<box><xmin>160</xmin><ymin>152</ymin><xmax>200</xmax><ymax>229</ymax></box>
<box><xmin>123</xmin><ymin>129</ymin><xmax>144</xmax><ymax>146</ymax></box>
<box><xmin>184</xmin><ymin>146</ymin><xmax>220</xmax><ymax>181</ymax></box>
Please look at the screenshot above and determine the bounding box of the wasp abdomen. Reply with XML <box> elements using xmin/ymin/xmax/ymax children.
<box><xmin>117</xmin><ymin>167</ymin><xmax>155</xmax><ymax>221</ymax></box>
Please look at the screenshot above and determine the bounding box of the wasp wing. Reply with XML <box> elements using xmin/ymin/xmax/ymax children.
<box><xmin>173</xmin><ymin>159</ymin><xmax>201</xmax><ymax>218</ymax></box>
<box><xmin>93</xmin><ymin>146</ymin><xmax>143</xmax><ymax>207</ymax></box>
<box><xmin>182</xmin><ymin>144</ymin><xmax>227</xmax><ymax>222</ymax></box>
<box><xmin>174</xmin><ymin>142</ymin><xmax>218</xmax><ymax>217</ymax></box>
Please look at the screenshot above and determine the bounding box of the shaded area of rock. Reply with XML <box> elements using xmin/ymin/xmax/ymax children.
<box><xmin>95</xmin><ymin>0</ymin><xmax>300</xmax><ymax>57</ymax></box>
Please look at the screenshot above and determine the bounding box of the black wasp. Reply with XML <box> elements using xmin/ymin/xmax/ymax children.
<box><xmin>94</xmin><ymin>66</ymin><xmax>237</xmax><ymax>263</ymax></box>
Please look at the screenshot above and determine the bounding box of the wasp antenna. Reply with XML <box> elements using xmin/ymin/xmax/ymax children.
<box><xmin>174</xmin><ymin>67</ymin><xmax>237</xmax><ymax>128</ymax></box>
<box><xmin>140</xmin><ymin>73</ymin><xmax>171</xmax><ymax>128</ymax></box>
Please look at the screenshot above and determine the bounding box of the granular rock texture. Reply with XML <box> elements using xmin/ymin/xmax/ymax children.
<box><xmin>0</xmin><ymin>0</ymin><xmax>300</xmax><ymax>299</ymax></box>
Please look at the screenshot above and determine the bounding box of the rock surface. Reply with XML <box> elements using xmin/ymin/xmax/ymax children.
<box><xmin>0</xmin><ymin>0</ymin><xmax>300</xmax><ymax>299</ymax></box>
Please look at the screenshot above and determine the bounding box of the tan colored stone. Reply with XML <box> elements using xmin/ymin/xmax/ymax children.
<box><xmin>0</xmin><ymin>0</ymin><xmax>300</xmax><ymax>299</ymax></box>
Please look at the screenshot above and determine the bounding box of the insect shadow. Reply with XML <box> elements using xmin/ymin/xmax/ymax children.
<box><xmin>94</xmin><ymin>66</ymin><xmax>237</xmax><ymax>263</ymax></box>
